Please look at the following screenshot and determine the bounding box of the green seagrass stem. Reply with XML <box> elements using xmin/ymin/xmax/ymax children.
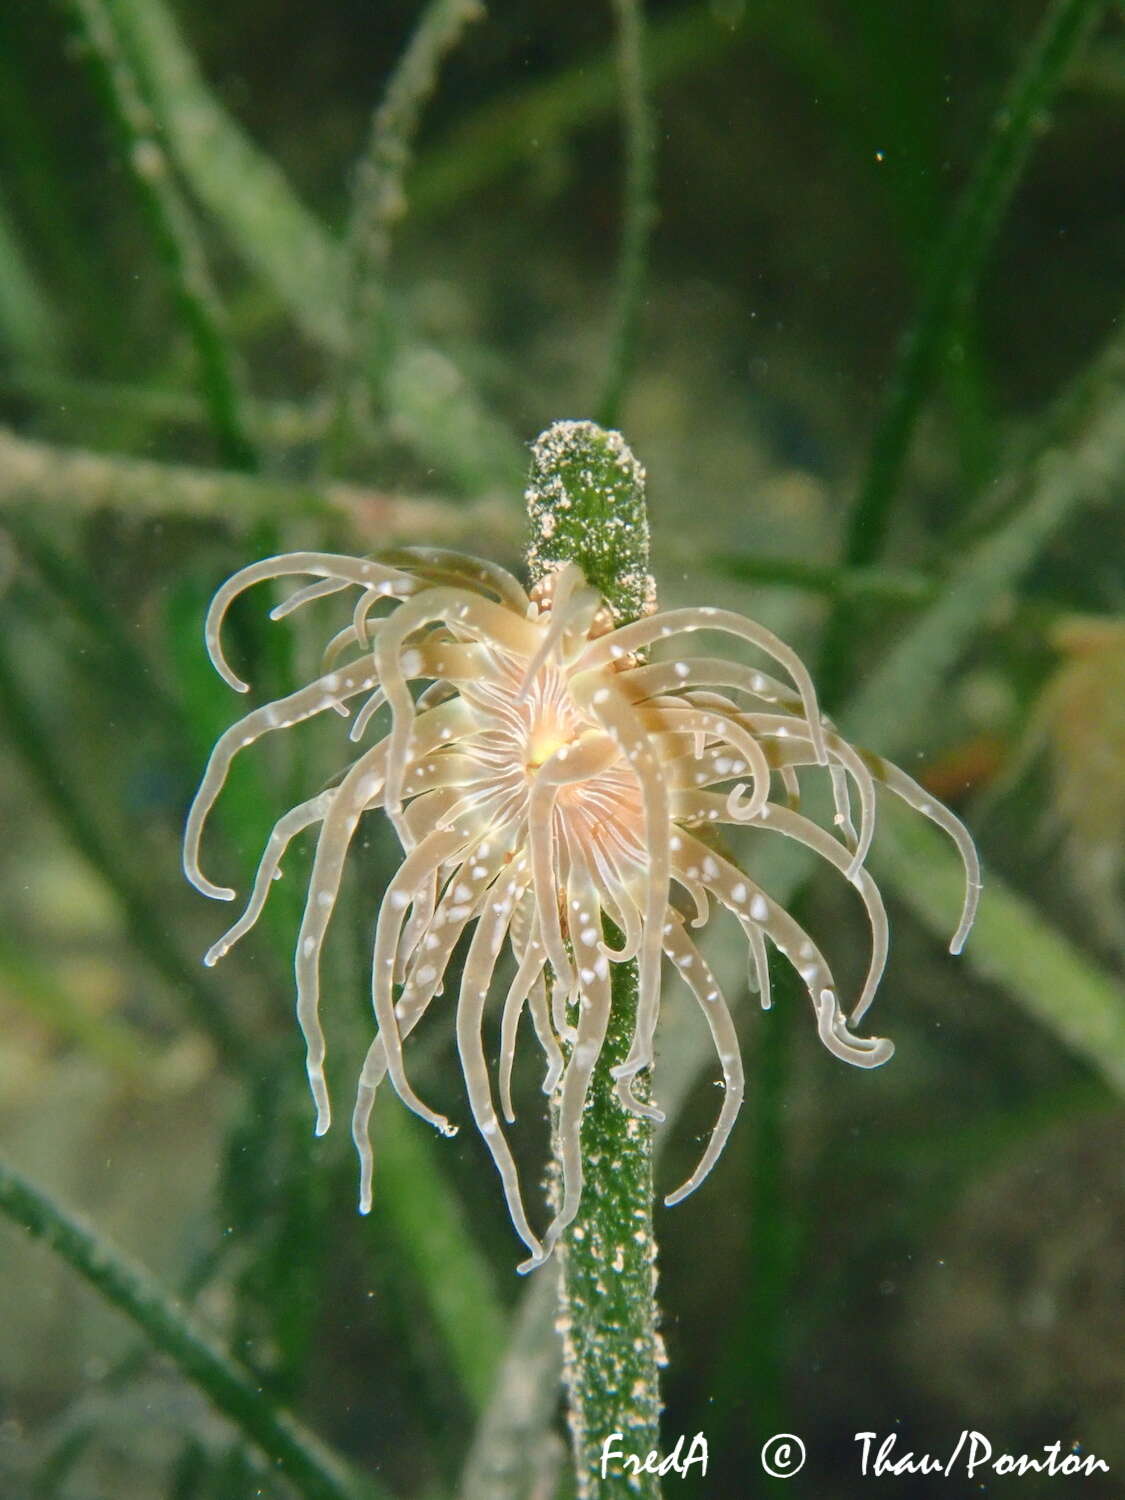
<box><xmin>0</xmin><ymin>1159</ymin><xmax>374</xmax><ymax>1500</ymax></box>
<box><xmin>554</xmin><ymin>936</ymin><xmax>664</xmax><ymax>1500</ymax></box>
<box><xmin>526</xmin><ymin>420</ymin><xmax>654</xmax><ymax>626</ymax></box>
<box><xmin>525</xmin><ymin>421</ymin><xmax>662</xmax><ymax>1499</ymax></box>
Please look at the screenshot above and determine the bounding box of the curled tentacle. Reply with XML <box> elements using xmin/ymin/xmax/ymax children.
<box><xmin>369</xmin><ymin>825</ymin><xmax>472</xmax><ymax>1137</ymax></box>
<box><xmin>577</xmin><ymin>608</ymin><xmax>829</xmax><ymax>765</ymax></box>
<box><xmin>674</xmin><ymin>829</ymin><xmax>894</xmax><ymax>1069</ymax></box>
<box><xmin>662</xmin><ymin>915</ymin><xmax>744</xmax><ymax>1207</ymax></box>
<box><xmin>499</xmin><ymin>932</ymin><xmax>552</xmax><ymax>1122</ymax></box>
<box><xmin>457</xmin><ymin>864</ymin><xmax>544</xmax><ymax>1264</ymax></box>
<box><xmin>205</xmin><ymin>791</ymin><xmax>335</xmax><ymax>966</ymax></box>
<box><xmin>676</xmin><ymin>790</ymin><xmax>890</xmax><ymax>1027</ymax></box>
<box><xmin>533</xmin><ymin>844</ymin><xmax>615</xmax><ymax>1269</ymax></box>
<box><xmin>183</xmin><ymin>662</ymin><xmax>380</xmax><ymax>899</ymax></box>
<box><xmin>206</xmin><ymin>552</ymin><xmax>417</xmax><ymax>692</ymax></box>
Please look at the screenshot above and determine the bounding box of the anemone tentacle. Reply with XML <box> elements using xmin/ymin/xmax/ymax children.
<box><xmin>661</xmin><ymin>915</ymin><xmax>744</xmax><ymax>1207</ymax></box>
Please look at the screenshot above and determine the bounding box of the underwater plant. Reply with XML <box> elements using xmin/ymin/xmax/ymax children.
<box><xmin>183</xmin><ymin>422</ymin><xmax>980</xmax><ymax>1276</ymax></box>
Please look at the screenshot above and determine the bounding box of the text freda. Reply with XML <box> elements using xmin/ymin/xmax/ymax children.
<box><xmin>600</xmin><ymin>1431</ymin><xmax>709</xmax><ymax>1479</ymax></box>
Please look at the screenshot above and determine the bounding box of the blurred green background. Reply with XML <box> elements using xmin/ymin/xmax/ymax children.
<box><xmin>0</xmin><ymin>1</ymin><xmax>1123</xmax><ymax>1497</ymax></box>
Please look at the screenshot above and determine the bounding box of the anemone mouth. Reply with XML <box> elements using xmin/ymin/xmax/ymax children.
<box><xmin>524</xmin><ymin>718</ymin><xmax>577</xmax><ymax>773</ymax></box>
<box><xmin>184</xmin><ymin>547</ymin><xmax>980</xmax><ymax>1267</ymax></box>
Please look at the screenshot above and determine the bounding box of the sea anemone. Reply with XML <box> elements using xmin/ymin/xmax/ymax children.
<box><xmin>183</xmin><ymin>545</ymin><xmax>980</xmax><ymax>1271</ymax></box>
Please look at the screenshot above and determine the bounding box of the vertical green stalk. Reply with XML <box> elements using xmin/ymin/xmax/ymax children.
<box><xmin>62</xmin><ymin>0</ymin><xmax>257</xmax><ymax>470</ymax></box>
<box><xmin>525</xmin><ymin>422</ymin><xmax>662</xmax><ymax>1499</ymax></box>
<box><xmin>105</xmin><ymin>0</ymin><xmax>344</xmax><ymax>352</ymax></box>
<box><xmin>819</xmin><ymin>0</ymin><xmax>1106</xmax><ymax>700</ymax></box>
<box><xmin>597</xmin><ymin>0</ymin><xmax>656</xmax><ymax>429</ymax></box>
<box><xmin>0</xmin><ymin>185</ymin><xmax>63</xmax><ymax>367</ymax></box>
<box><xmin>330</xmin><ymin>0</ymin><xmax>484</xmax><ymax>467</ymax></box>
